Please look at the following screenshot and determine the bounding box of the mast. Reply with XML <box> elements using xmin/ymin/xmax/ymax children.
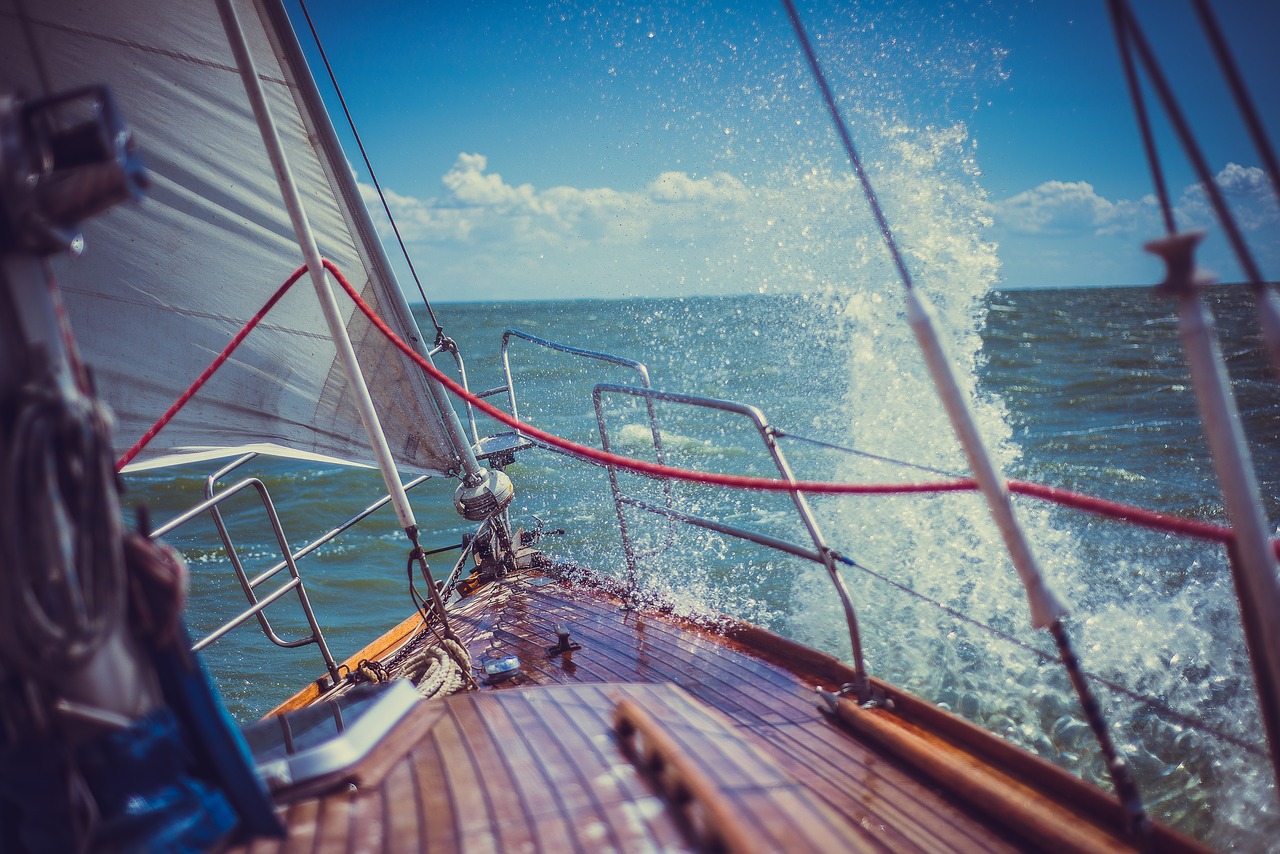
<box><xmin>259</xmin><ymin>0</ymin><xmax>488</xmax><ymax>487</ymax></box>
<box><xmin>215</xmin><ymin>0</ymin><xmax>420</xmax><ymax>533</ymax></box>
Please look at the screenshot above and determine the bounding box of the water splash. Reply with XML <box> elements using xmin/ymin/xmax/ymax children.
<box><xmin>573</xmin><ymin>3</ymin><xmax>1280</xmax><ymax>849</ymax></box>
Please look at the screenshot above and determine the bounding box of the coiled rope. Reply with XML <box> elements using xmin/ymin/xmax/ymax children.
<box><xmin>398</xmin><ymin>544</ymin><xmax>476</xmax><ymax>695</ymax></box>
<box><xmin>391</xmin><ymin>638</ymin><xmax>471</xmax><ymax>700</ymax></box>
<box><xmin>0</xmin><ymin>375</ymin><xmax>123</xmax><ymax>673</ymax></box>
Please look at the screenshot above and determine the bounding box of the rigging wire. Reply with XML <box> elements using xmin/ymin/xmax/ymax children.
<box><xmin>1107</xmin><ymin>2</ymin><xmax>1177</xmax><ymax>235</ymax></box>
<box><xmin>1108</xmin><ymin>0</ymin><xmax>1248</xmax><ymax>256</ymax></box>
<box><xmin>1190</xmin><ymin>0</ymin><xmax>1280</xmax><ymax>212</ymax></box>
<box><xmin>1108</xmin><ymin>0</ymin><xmax>1280</xmax><ymax>789</ymax></box>
<box><xmin>781</xmin><ymin>1</ymin><xmax>1146</xmax><ymax>835</ymax></box>
<box><xmin>1108</xmin><ymin>1</ymin><xmax>1280</xmax><ymax>313</ymax></box>
<box><xmin>117</xmin><ymin>258</ymin><xmax>1279</xmax><ymax>559</ymax></box>
<box><xmin>782</xmin><ymin>0</ymin><xmax>1070</xmax><ymax>638</ymax></box>
<box><xmin>295</xmin><ymin>0</ymin><xmax>445</xmax><ymax>342</ymax></box>
<box><xmin>772</xmin><ymin>430</ymin><xmax>965</xmax><ymax>479</ymax></box>
<box><xmin>780</xmin><ymin>0</ymin><xmax>914</xmax><ymax>291</ymax></box>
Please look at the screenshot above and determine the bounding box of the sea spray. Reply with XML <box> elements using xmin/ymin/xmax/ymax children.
<box><xmin>674</xmin><ymin>5</ymin><xmax>1280</xmax><ymax>848</ymax></box>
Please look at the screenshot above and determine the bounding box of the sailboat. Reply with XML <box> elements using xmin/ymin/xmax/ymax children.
<box><xmin>1</xmin><ymin>0</ymin><xmax>1275</xmax><ymax>851</ymax></box>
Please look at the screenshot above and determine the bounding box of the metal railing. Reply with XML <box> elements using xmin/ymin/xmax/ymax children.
<box><xmin>592</xmin><ymin>382</ymin><xmax>869</xmax><ymax>693</ymax></box>
<box><xmin>150</xmin><ymin>453</ymin><xmax>432</xmax><ymax>688</ymax></box>
<box><xmin>428</xmin><ymin>338</ymin><xmax>482</xmax><ymax>448</ymax></box>
<box><xmin>500</xmin><ymin>329</ymin><xmax>656</xmax><ymax>428</ymax></box>
<box><xmin>500</xmin><ymin>329</ymin><xmax>676</xmax><ymax>558</ymax></box>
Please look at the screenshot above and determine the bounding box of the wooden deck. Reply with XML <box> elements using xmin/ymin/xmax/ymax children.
<box><xmin>237</xmin><ymin>566</ymin><xmax>1208</xmax><ymax>853</ymax></box>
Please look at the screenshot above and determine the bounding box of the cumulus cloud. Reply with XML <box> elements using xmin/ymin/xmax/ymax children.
<box><xmin>994</xmin><ymin>180</ymin><xmax>1140</xmax><ymax>236</ymax></box>
<box><xmin>1176</xmin><ymin>163</ymin><xmax>1279</xmax><ymax>231</ymax></box>
<box><xmin>359</xmin><ymin>153</ymin><xmax>793</xmax><ymax>299</ymax></box>
<box><xmin>993</xmin><ymin>164</ymin><xmax>1277</xmax><ymax>240</ymax></box>
<box><xmin>440</xmin><ymin>153</ymin><xmax>542</xmax><ymax>212</ymax></box>
<box><xmin>361</xmin><ymin>153</ymin><xmax>770</xmax><ymax>263</ymax></box>
<box><xmin>363</xmin><ymin>149</ymin><xmax>1274</xmax><ymax>298</ymax></box>
<box><xmin>648</xmin><ymin>170</ymin><xmax>748</xmax><ymax>205</ymax></box>
<box><xmin>989</xmin><ymin>163</ymin><xmax>1280</xmax><ymax>287</ymax></box>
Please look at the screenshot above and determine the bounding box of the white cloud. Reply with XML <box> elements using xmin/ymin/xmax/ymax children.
<box><xmin>364</xmin><ymin>149</ymin><xmax>1275</xmax><ymax>298</ymax></box>
<box><xmin>1176</xmin><ymin>163</ymin><xmax>1279</xmax><ymax>231</ymax></box>
<box><xmin>361</xmin><ymin>154</ymin><xmax>781</xmax><ymax>299</ymax></box>
<box><xmin>994</xmin><ymin>180</ymin><xmax>1139</xmax><ymax>236</ymax></box>
<box><xmin>994</xmin><ymin>164</ymin><xmax>1278</xmax><ymax>240</ymax></box>
<box><xmin>359</xmin><ymin>181</ymin><xmax>473</xmax><ymax>241</ymax></box>
<box><xmin>989</xmin><ymin>164</ymin><xmax>1280</xmax><ymax>287</ymax></box>
<box><xmin>364</xmin><ymin>153</ymin><xmax>758</xmax><ymax>252</ymax></box>
<box><xmin>648</xmin><ymin>170</ymin><xmax>748</xmax><ymax>205</ymax></box>
<box><xmin>440</xmin><ymin>153</ymin><xmax>542</xmax><ymax>212</ymax></box>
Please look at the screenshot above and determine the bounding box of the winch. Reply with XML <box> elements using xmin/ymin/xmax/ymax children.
<box><xmin>452</xmin><ymin>466</ymin><xmax>515</xmax><ymax>521</ymax></box>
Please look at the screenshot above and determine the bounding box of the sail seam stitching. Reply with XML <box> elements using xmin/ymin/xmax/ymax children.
<box><xmin>0</xmin><ymin>12</ymin><xmax>291</xmax><ymax>86</ymax></box>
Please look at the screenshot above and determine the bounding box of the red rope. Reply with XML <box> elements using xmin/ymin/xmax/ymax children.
<box><xmin>1008</xmin><ymin>480</ymin><xmax>1237</xmax><ymax>545</ymax></box>
<box><xmin>120</xmin><ymin>259</ymin><xmax>1279</xmax><ymax>559</ymax></box>
<box><xmin>316</xmin><ymin>261</ymin><xmax>976</xmax><ymax>495</ymax></box>
<box><xmin>114</xmin><ymin>267</ymin><xmax>308</xmax><ymax>470</ymax></box>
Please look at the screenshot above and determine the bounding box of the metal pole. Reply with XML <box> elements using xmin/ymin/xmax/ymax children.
<box><xmin>215</xmin><ymin>0</ymin><xmax>417</xmax><ymax>533</ymax></box>
<box><xmin>1147</xmin><ymin>233</ymin><xmax>1280</xmax><ymax>788</ymax></box>
<box><xmin>262</xmin><ymin>0</ymin><xmax>486</xmax><ymax>483</ymax></box>
<box><xmin>781</xmin><ymin>0</ymin><xmax>1066</xmax><ymax>630</ymax></box>
<box><xmin>904</xmin><ymin>288</ymin><xmax>1067</xmax><ymax>628</ymax></box>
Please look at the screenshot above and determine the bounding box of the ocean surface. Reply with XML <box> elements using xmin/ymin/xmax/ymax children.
<box><xmin>126</xmin><ymin>285</ymin><xmax>1279</xmax><ymax>851</ymax></box>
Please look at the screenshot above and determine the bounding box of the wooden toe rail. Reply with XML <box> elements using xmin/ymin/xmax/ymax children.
<box><xmin>826</xmin><ymin>694</ymin><xmax>1140</xmax><ymax>853</ymax></box>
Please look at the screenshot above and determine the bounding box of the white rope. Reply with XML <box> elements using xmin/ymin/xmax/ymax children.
<box><xmin>393</xmin><ymin>638</ymin><xmax>472</xmax><ymax>700</ymax></box>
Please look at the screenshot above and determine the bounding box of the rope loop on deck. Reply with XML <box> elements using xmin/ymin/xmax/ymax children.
<box><xmin>393</xmin><ymin>638</ymin><xmax>471</xmax><ymax>700</ymax></box>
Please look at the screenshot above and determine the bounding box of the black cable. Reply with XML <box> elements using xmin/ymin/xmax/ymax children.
<box><xmin>296</xmin><ymin>0</ymin><xmax>445</xmax><ymax>341</ymax></box>
<box><xmin>1109</xmin><ymin>0</ymin><xmax>1268</xmax><ymax>287</ymax></box>
<box><xmin>405</xmin><ymin>548</ymin><xmax>446</xmax><ymax>648</ymax></box>
<box><xmin>1049</xmin><ymin>619</ymin><xmax>1151</xmax><ymax>842</ymax></box>
<box><xmin>1106</xmin><ymin>0</ymin><xmax>1176</xmax><ymax>235</ymax></box>
<box><xmin>782</xmin><ymin>0</ymin><xmax>916</xmax><ymax>292</ymax></box>
<box><xmin>772</xmin><ymin>429</ymin><xmax>964</xmax><ymax>479</ymax></box>
<box><xmin>1191</xmin><ymin>0</ymin><xmax>1280</xmax><ymax>213</ymax></box>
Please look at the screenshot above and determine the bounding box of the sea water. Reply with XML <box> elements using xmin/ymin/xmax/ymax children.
<box><xmin>125</xmin><ymin>285</ymin><xmax>1278</xmax><ymax>851</ymax></box>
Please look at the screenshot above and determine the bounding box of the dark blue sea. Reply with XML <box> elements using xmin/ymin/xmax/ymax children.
<box><xmin>126</xmin><ymin>284</ymin><xmax>1279</xmax><ymax>851</ymax></box>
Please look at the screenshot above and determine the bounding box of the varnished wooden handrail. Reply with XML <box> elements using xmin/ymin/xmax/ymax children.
<box><xmin>613</xmin><ymin>698</ymin><xmax>761</xmax><ymax>854</ymax></box>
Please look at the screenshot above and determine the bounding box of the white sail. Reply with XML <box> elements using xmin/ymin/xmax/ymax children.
<box><xmin>0</xmin><ymin>0</ymin><xmax>466</xmax><ymax>476</ymax></box>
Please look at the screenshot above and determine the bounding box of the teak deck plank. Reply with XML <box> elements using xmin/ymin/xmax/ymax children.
<box><xmin>552</xmin><ymin>685</ymin><xmax>693</xmax><ymax>852</ymax></box>
<box><xmin>232</xmin><ymin>566</ymin><xmax>1206</xmax><ymax>853</ymax></box>
<box><xmin>408</xmin><ymin>730</ymin><xmax>454</xmax><ymax>851</ymax></box>
<box><xmin>347</xmin><ymin>784</ymin><xmax>383</xmax><ymax>854</ymax></box>
<box><xmin>453</xmin><ymin>572</ymin><xmax>1045</xmax><ymax>852</ymax></box>
<box><xmin>448</xmin><ymin>574</ymin><xmax>1016</xmax><ymax>851</ymax></box>
<box><xmin>381</xmin><ymin>749</ymin><xmax>423</xmax><ymax>850</ymax></box>
<box><xmin>469</xmin><ymin>695</ymin><xmax>579</xmax><ymax>853</ymax></box>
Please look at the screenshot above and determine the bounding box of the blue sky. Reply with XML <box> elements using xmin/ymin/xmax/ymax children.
<box><xmin>286</xmin><ymin>1</ymin><xmax>1280</xmax><ymax>302</ymax></box>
